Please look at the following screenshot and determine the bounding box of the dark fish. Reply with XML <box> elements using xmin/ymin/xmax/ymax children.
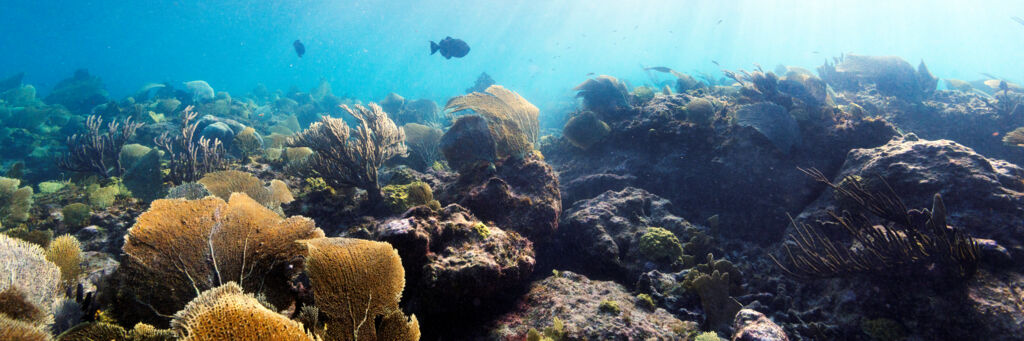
<box><xmin>644</xmin><ymin>66</ymin><xmax>674</xmax><ymax>73</ymax></box>
<box><xmin>293</xmin><ymin>40</ymin><xmax>305</xmax><ymax>58</ymax></box>
<box><xmin>1012</xmin><ymin>16</ymin><xmax>1024</xmax><ymax>26</ymax></box>
<box><xmin>716</xmin><ymin>19</ymin><xmax>723</xmax><ymax>24</ymax></box>
<box><xmin>586</xmin><ymin>72</ymin><xmax>595</xmax><ymax>76</ymax></box>
<box><xmin>711</xmin><ymin>60</ymin><xmax>720</xmax><ymax>67</ymax></box>
<box><xmin>430</xmin><ymin>36</ymin><xmax>470</xmax><ymax>59</ymax></box>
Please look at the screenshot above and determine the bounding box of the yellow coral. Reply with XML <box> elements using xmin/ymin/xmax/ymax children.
<box><xmin>1</xmin><ymin>176</ymin><xmax>33</xmax><ymax>225</ymax></box>
<box><xmin>171</xmin><ymin>282</ymin><xmax>315</xmax><ymax>341</ymax></box>
<box><xmin>45</xmin><ymin>235</ymin><xmax>82</xmax><ymax>285</ymax></box>
<box><xmin>198</xmin><ymin>170</ymin><xmax>293</xmax><ymax>211</ymax></box>
<box><xmin>55</xmin><ymin>322</ymin><xmax>128</xmax><ymax>341</ymax></box>
<box><xmin>446</xmin><ymin>85</ymin><xmax>539</xmax><ymax>159</ymax></box>
<box><xmin>234</xmin><ymin>127</ymin><xmax>263</xmax><ymax>159</ymax></box>
<box><xmin>0</xmin><ymin>314</ymin><xmax>52</xmax><ymax>341</ymax></box>
<box><xmin>0</xmin><ymin>234</ymin><xmax>60</xmax><ymax>315</ymax></box>
<box><xmin>299</xmin><ymin>237</ymin><xmax>419</xmax><ymax>341</ymax></box>
<box><xmin>120</xmin><ymin>193</ymin><xmax>324</xmax><ymax>320</ymax></box>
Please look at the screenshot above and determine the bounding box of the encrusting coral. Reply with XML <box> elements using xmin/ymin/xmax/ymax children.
<box><xmin>299</xmin><ymin>237</ymin><xmax>420</xmax><ymax>341</ymax></box>
<box><xmin>289</xmin><ymin>103</ymin><xmax>407</xmax><ymax>206</ymax></box>
<box><xmin>170</xmin><ymin>282</ymin><xmax>315</xmax><ymax>341</ymax></box>
<box><xmin>115</xmin><ymin>193</ymin><xmax>325</xmax><ymax>324</ymax></box>
<box><xmin>445</xmin><ymin>85</ymin><xmax>540</xmax><ymax>159</ymax></box>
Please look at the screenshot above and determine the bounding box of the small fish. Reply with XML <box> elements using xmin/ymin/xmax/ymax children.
<box><xmin>293</xmin><ymin>40</ymin><xmax>305</xmax><ymax>58</ymax></box>
<box><xmin>586</xmin><ymin>72</ymin><xmax>595</xmax><ymax>76</ymax></box>
<box><xmin>644</xmin><ymin>66</ymin><xmax>673</xmax><ymax>73</ymax></box>
<box><xmin>1012</xmin><ymin>16</ymin><xmax>1024</xmax><ymax>26</ymax></box>
<box><xmin>430</xmin><ymin>36</ymin><xmax>470</xmax><ymax>59</ymax></box>
<box><xmin>711</xmin><ymin>60</ymin><xmax>720</xmax><ymax>67</ymax></box>
<box><xmin>993</xmin><ymin>132</ymin><xmax>1000</xmax><ymax>137</ymax></box>
<box><xmin>716</xmin><ymin>19</ymin><xmax>723</xmax><ymax>25</ymax></box>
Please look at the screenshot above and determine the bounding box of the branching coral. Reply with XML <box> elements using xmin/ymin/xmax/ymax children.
<box><xmin>289</xmin><ymin>103</ymin><xmax>407</xmax><ymax>205</ymax></box>
<box><xmin>771</xmin><ymin>168</ymin><xmax>979</xmax><ymax>281</ymax></box>
<box><xmin>403</xmin><ymin>123</ymin><xmax>443</xmax><ymax>170</ymax></box>
<box><xmin>117</xmin><ymin>193</ymin><xmax>324</xmax><ymax>322</ymax></box>
<box><xmin>1</xmin><ymin>176</ymin><xmax>33</xmax><ymax>226</ymax></box>
<box><xmin>299</xmin><ymin>237</ymin><xmax>420</xmax><ymax>341</ymax></box>
<box><xmin>154</xmin><ymin>105</ymin><xmax>227</xmax><ymax>184</ymax></box>
<box><xmin>170</xmin><ymin>282</ymin><xmax>315</xmax><ymax>341</ymax></box>
<box><xmin>446</xmin><ymin>85</ymin><xmax>540</xmax><ymax>159</ymax></box>
<box><xmin>57</xmin><ymin>115</ymin><xmax>143</xmax><ymax>178</ymax></box>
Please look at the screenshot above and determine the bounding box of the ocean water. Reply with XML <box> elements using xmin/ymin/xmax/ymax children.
<box><xmin>4</xmin><ymin>1</ymin><xmax>1024</xmax><ymax>340</ymax></box>
<box><xmin>3</xmin><ymin>0</ymin><xmax>1022</xmax><ymax>117</ymax></box>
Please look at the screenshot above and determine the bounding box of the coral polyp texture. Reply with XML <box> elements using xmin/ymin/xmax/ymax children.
<box><xmin>299</xmin><ymin>237</ymin><xmax>420</xmax><ymax>341</ymax></box>
<box><xmin>170</xmin><ymin>282</ymin><xmax>315</xmax><ymax>341</ymax></box>
<box><xmin>114</xmin><ymin>193</ymin><xmax>324</xmax><ymax>325</ymax></box>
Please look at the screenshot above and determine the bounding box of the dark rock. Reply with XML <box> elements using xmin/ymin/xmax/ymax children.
<box><xmin>554</xmin><ymin>187</ymin><xmax>694</xmax><ymax>282</ymax></box>
<box><xmin>965</xmin><ymin>269</ymin><xmax>1024</xmax><ymax>339</ymax></box>
<box><xmin>731</xmin><ymin>102</ymin><xmax>800</xmax><ymax>153</ymax></box>
<box><xmin>373</xmin><ymin>205</ymin><xmax>535</xmax><ymax>339</ymax></box>
<box><xmin>199</xmin><ymin>121</ymin><xmax>234</xmax><ymax>147</ymax></box>
<box><xmin>795</xmin><ymin>135</ymin><xmax>1024</xmax><ymax>257</ymax></box>
<box><xmin>0</xmin><ymin>72</ymin><xmax>24</xmax><ymax>93</ymax></box>
<box><xmin>440</xmin><ymin>115</ymin><xmax>497</xmax><ymax>172</ymax></box>
<box><xmin>561</xmin><ymin>173</ymin><xmax>636</xmax><ymax>207</ymax></box>
<box><xmin>732</xmin><ymin>309</ymin><xmax>789</xmax><ymax>341</ymax></box>
<box><xmin>44</xmin><ymin>69</ymin><xmax>108</xmax><ymax>113</ymax></box>
<box><xmin>441</xmin><ymin>152</ymin><xmax>561</xmax><ymax>242</ymax></box>
<box><xmin>490</xmin><ymin>271</ymin><xmax>696</xmax><ymax>340</ymax></box>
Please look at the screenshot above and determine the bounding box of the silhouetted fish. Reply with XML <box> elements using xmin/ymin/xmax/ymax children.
<box><xmin>430</xmin><ymin>36</ymin><xmax>470</xmax><ymax>59</ymax></box>
<box><xmin>293</xmin><ymin>40</ymin><xmax>305</xmax><ymax>58</ymax></box>
<box><xmin>644</xmin><ymin>66</ymin><xmax>673</xmax><ymax>73</ymax></box>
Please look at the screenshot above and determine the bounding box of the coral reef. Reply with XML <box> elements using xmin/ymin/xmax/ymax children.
<box><xmin>197</xmin><ymin>170</ymin><xmax>293</xmax><ymax>212</ymax></box>
<box><xmin>574</xmin><ymin>75</ymin><xmax>631</xmax><ymax>119</ymax></box>
<box><xmin>289</xmin><ymin>103</ymin><xmax>407</xmax><ymax>206</ymax></box>
<box><xmin>561</xmin><ymin>111</ymin><xmax>610</xmax><ymax>150</ymax></box>
<box><xmin>112</xmin><ymin>193</ymin><xmax>324</xmax><ymax>325</ymax></box>
<box><xmin>1</xmin><ymin>176</ymin><xmax>33</xmax><ymax>226</ymax></box>
<box><xmin>154</xmin><ymin>106</ymin><xmax>227</xmax><ymax>184</ymax></box>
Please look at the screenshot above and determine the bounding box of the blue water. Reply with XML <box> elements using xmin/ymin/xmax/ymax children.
<box><xmin>3</xmin><ymin>0</ymin><xmax>1023</xmax><ymax>116</ymax></box>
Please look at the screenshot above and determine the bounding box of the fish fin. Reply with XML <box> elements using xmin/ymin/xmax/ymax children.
<box><xmin>431</xmin><ymin>41</ymin><xmax>439</xmax><ymax>55</ymax></box>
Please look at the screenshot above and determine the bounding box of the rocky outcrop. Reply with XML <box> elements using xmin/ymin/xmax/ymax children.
<box><xmin>490</xmin><ymin>271</ymin><xmax>694</xmax><ymax>340</ymax></box>
<box><xmin>732</xmin><ymin>309</ymin><xmax>789</xmax><ymax>341</ymax></box>
<box><xmin>374</xmin><ymin>205</ymin><xmax>535</xmax><ymax>338</ymax></box>
<box><xmin>795</xmin><ymin>134</ymin><xmax>1024</xmax><ymax>257</ymax></box>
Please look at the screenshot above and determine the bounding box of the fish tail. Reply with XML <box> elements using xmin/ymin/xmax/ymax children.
<box><xmin>430</xmin><ymin>41</ymin><xmax>439</xmax><ymax>55</ymax></box>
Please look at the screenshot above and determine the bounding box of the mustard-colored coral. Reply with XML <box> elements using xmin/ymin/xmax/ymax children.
<box><xmin>381</xmin><ymin>181</ymin><xmax>435</xmax><ymax>214</ymax></box>
<box><xmin>198</xmin><ymin>170</ymin><xmax>294</xmax><ymax>211</ymax></box>
<box><xmin>446</xmin><ymin>85</ymin><xmax>540</xmax><ymax>159</ymax></box>
<box><xmin>0</xmin><ymin>314</ymin><xmax>52</xmax><ymax>341</ymax></box>
<box><xmin>300</xmin><ymin>237</ymin><xmax>420</xmax><ymax>341</ymax></box>
<box><xmin>170</xmin><ymin>282</ymin><xmax>315</xmax><ymax>341</ymax></box>
<box><xmin>56</xmin><ymin>322</ymin><xmax>128</xmax><ymax>341</ymax></box>
<box><xmin>45</xmin><ymin>234</ymin><xmax>83</xmax><ymax>285</ymax></box>
<box><xmin>119</xmin><ymin>193</ymin><xmax>324</xmax><ymax>321</ymax></box>
<box><xmin>0</xmin><ymin>286</ymin><xmax>46</xmax><ymax>325</ymax></box>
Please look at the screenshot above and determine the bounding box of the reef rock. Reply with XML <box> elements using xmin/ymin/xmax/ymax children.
<box><xmin>44</xmin><ymin>69</ymin><xmax>109</xmax><ymax>113</ymax></box>
<box><xmin>439</xmin><ymin>115</ymin><xmax>497</xmax><ymax>172</ymax></box>
<box><xmin>732</xmin><ymin>309</ymin><xmax>789</xmax><ymax>341</ymax></box>
<box><xmin>490</xmin><ymin>271</ymin><xmax>694</xmax><ymax>340</ymax></box>
<box><xmin>965</xmin><ymin>269</ymin><xmax>1024</xmax><ymax>339</ymax></box>
<box><xmin>795</xmin><ymin>134</ymin><xmax>1024</xmax><ymax>257</ymax></box>
<box><xmin>439</xmin><ymin>152</ymin><xmax>561</xmax><ymax>242</ymax></box>
<box><xmin>554</xmin><ymin>187</ymin><xmax>695</xmax><ymax>282</ymax></box>
<box><xmin>373</xmin><ymin>205</ymin><xmax>534</xmax><ymax>338</ymax></box>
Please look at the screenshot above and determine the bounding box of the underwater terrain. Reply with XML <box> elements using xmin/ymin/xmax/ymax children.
<box><xmin>3</xmin><ymin>1</ymin><xmax>1024</xmax><ymax>341</ymax></box>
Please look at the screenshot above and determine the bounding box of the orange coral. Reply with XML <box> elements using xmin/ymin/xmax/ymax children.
<box><xmin>171</xmin><ymin>282</ymin><xmax>315</xmax><ymax>341</ymax></box>
<box><xmin>300</xmin><ymin>237</ymin><xmax>419</xmax><ymax>341</ymax></box>
<box><xmin>197</xmin><ymin>170</ymin><xmax>293</xmax><ymax>211</ymax></box>
<box><xmin>118</xmin><ymin>193</ymin><xmax>324</xmax><ymax>322</ymax></box>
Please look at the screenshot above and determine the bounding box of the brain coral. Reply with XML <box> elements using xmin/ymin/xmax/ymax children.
<box><xmin>116</xmin><ymin>193</ymin><xmax>324</xmax><ymax>324</ymax></box>
<box><xmin>300</xmin><ymin>237</ymin><xmax>420</xmax><ymax>341</ymax></box>
<box><xmin>170</xmin><ymin>282</ymin><xmax>315</xmax><ymax>341</ymax></box>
